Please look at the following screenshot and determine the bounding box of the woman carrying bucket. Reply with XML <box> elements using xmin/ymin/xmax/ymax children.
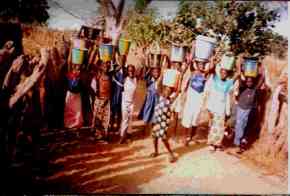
<box><xmin>181</xmin><ymin>56</ymin><xmax>215</xmax><ymax>147</ymax></box>
<box><xmin>204</xmin><ymin>52</ymin><xmax>241</xmax><ymax>152</ymax></box>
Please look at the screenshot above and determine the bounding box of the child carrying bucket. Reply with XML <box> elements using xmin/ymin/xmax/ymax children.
<box><xmin>150</xmin><ymin>85</ymin><xmax>178</xmax><ymax>163</ymax></box>
<box><xmin>110</xmin><ymin>38</ymin><xmax>131</xmax><ymax>133</ymax></box>
<box><xmin>232</xmin><ymin>57</ymin><xmax>263</xmax><ymax>153</ymax></box>
<box><xmin>138</xmin><ymin>66</ymin><xmax>162</xmax><ymax>136</ymax></box>
<box><xmin>119</xmin><ymin>64</ymin><xmax>137</xmax><ymax>144</ymax></box>
<box><xmin>91</xmin><ymin>61</ymin><xmax>112</xmax><ymax>142</ymax></box>
<box><xmin>138</xmin><ymin>46</ymin><xmax>163</xmax><ymax>136</ymax></box>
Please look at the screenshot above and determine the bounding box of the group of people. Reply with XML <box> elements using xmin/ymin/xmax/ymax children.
<box><xmin>0</xmin><ymin>30</ymin><xmax>268</xmax><ymax>169</ymax></box>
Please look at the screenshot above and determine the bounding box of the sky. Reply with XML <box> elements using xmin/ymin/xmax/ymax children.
<box><xmin>47</xmin><ymin>0</ymin><xmax>288</xmax><ymax>38</ymax></box>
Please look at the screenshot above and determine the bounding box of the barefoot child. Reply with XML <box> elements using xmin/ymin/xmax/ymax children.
<box><xmin>92</xmin><ymin>61</ymin><xmax>112</xmax><ymax>141</ymax></box>
<box><xmin>150</xmin><ymin>86</ymin><xmax>178</xmax><ymax>163</ymax></box>
<box><xmin>119</xmin><ymin>64</ymin><xmax>137</xmax><ymax>143</ymax></box>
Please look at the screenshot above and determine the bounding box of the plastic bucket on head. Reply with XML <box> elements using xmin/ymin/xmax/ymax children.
<box><xmin>244</xmin><ymin>58</ymin><xmax>258</xmax><ymax>77</ymax></box>
<box><xmin>150</xmin><ymin>53</ymin><xmax>162</xmax><ymax>68</ymax></box>
<box><xmin>118</xmin><ymin>39</ymin><xmax>131</xmax><ymax>55</ymax></box>
<box><xmin>195</xmin><ymin>35</ymin><xmax>216</xmax><ymax>61</ymax></box>
<box><xmin>220</xmin><ymin>54</ymin><xmax>235</xmax><ymax>71</ymax></box>
<box><xmin>170</xmin><ymin>45</ymin><xmax>185</xmax><ymax>62</ymax></box>
<box><xmin>99</xmin><ymin>44</ymin><xmax>113</xmax><ymax>62</ymax></box>
<box><xmin>72</xmin><ymin>48</ymin><xmax>88</xmax><ymax>65</ymax></box>
<box><xmin>80</xmin><ymin>26</ymin><xmax>101</xmax><ymax>40</ymax></box>
<box><xmin>162</xmin><ymin>69</ymin><xmax>181</xmax><ymax>89</ymax></box>
<box><xmin>72</xmin><ymin>38</ymin><xmax>88</xmax><ymax>50</ymax></box>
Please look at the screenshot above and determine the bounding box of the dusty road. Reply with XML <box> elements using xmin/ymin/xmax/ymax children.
<box><xmin>42</xmin><ymin>134</ymin><xmax>287</xmax><ymax>194</ymax></box>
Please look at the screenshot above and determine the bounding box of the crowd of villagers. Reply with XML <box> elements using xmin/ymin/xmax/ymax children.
<box><xmin>0</xmin><ymin>24</ymin><xmax>287</xmax><ymax>173</ymax></box>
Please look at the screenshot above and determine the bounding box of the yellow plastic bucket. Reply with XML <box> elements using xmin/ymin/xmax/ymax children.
<box><xmin>99</xmin><ymin>44</ymin><xmax>113</xmax><ymax>62</ymax></box>
<box><xmin>244</xmin><ymin>58</ymin><xmax>258</xmax><ymax>77</ymax></box>
<box><xmin>118</xmin><ymin>39</ymin><xmax>131</xmax><ymax>55</ymax></box>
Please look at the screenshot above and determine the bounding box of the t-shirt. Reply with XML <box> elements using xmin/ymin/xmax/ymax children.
<box><xmin>238</xmin><ymin>87</ymin><xmax>257</xmax><ymax>110</ymax></box>
<box><xmin>122</xmin><ymin>77</ymin><xmax>137</xmax><ymax>103</ymax></box>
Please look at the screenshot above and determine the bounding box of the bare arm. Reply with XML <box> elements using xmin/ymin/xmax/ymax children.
<box><xmin>2</xmin><ymin>55</ymin><xmax>24</xmax><ymax>89</ymax></box>
<box><xmin>9</xmin><ymin>48</ymin><xmax>49</xmax><ymax>108</ymax></box>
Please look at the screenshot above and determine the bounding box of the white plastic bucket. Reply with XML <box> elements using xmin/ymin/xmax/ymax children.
<box><xmin>170</xmin><ymin>45</ymin><xmax>185</xmax><ymax>62</ymax></box>
<box><xmin>195</xmin><ymin>35</ymin><xmax>216</xmax><ymax>61</ymax></box>
<box><xmin>162</xmin><ymin>69</ymin><xmax>181</xmax><ymax>88</ymax></box>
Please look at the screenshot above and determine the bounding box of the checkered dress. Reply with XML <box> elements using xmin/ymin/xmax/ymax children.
<box><xmin>152</xmin><ymin>96</ymin><xmax>173</xmax><ymax>139</ymax></box>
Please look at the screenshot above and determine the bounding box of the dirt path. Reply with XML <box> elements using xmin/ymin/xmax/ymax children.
<box><xmin>41</xmin><ymin>132</ymin><xmax>287</xmax><ymax>194</ymax></box>
<box><xmin>37</xmin><ymin>81</ymin><xmax>287</xmax><ymax>194</ymax></box>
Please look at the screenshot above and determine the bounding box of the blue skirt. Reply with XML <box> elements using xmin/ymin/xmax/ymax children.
<box><xmin>138</xmin><ymin>90</ymin><xmax>159</xmax><ymax>123</ymax></box>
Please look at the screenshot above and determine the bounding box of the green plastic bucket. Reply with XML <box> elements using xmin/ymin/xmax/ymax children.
<box><xmin>118</xmin><ymin>39</ymin><xmax>131</xmax><ymax>55</ymax></box>
<box><xmin>220</xmin><ymin>54</ymin><xmax>236</xmax><ymax>71</ymax></box>
<box><xmin>72</xmin><ymin>48</ymin><xmax>88</xmax><ymax>65</ymax></box>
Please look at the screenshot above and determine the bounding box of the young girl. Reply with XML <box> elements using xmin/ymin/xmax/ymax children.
<box><xmin>91</xmin><ymin>61</ymin><xmax>112</xmax><ymax>141</ymax></box>
<box><xmin>119</xmin><ymin>64</ymin><xmax>137</xmax><ymax>144</ymax></box>
<box><xmin>64</xmin><ymin>64</ymin><xmax>84</xmax><ymax>129</ymax></box>
<box><xmin>111</xmin><ymin>54</ymin><xmax>126</xmax><ymax>132</ymax></box>
<box><xmin>150</xmin><ymin>86</ymin><xmax>178</xmax><ymax>163</ymax></box>
<box><xmin>138</xmin><ymin>67</ymin><xmax>161</xmax><ymax>127</ymax></box>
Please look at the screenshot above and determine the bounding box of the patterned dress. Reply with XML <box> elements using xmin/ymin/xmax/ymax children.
<box><xmin>92</xmin><ymin>74</ymin><xmax>112</xmax><ymax>134</ymax></box>
<box><xmin>151</xmin><ymin>96</ymin><xmax>173</xmax><ymax>140</ymax></box>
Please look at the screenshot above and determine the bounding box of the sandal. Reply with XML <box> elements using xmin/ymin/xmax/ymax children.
<box><xmin>184</xmin><ymin>137</ymin><xmax>191</xmax><ymax>147</ymax></box>
<box><xmin>209</xmin><ymin>145</ymin><xmax>216</xmax><ymax>152</ymax></box>
<box><xmin>169</xmin><ymin>155</ymin><xmax>177</xmax><ymax>163</ymax></box>
<box><xmin>149</xmin><ymin>152</ymin><xmax>158</xmax><ymax>158</ymax></box>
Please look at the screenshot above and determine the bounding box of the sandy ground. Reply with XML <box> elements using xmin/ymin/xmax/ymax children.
<box><xmin>42</xmin><ymin>135</ymin><xmax>287</xmax><ymax>194</ymax></box>
<box><xmin>36</xmin><ymin>81</ymin><xmax>288</xmax><ymax>194</ymax></box>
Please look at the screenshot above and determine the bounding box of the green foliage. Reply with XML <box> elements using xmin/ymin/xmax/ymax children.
<box><xmin>122</xmin><ymin>0</ymin><xmax>286</xmax><ymax>58</ymax></box>
<box><xmin>134</xmin><ymin>0</ymin><xmax>152</xmax><ymax>13</ymax></box>
<box><xmin>123</xmin><ymin>9</ymin><xmax>161</xmax><ymax>47</ymax></box>
<box><xmin>174</xmin><ymin>1</ymin><xmax>282</xmax><ymax>57</ymax></box>
<box><xmin>0</xmin><ymin>0</ymin><xmax>50</xmax><ymax>24</ymax></box>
